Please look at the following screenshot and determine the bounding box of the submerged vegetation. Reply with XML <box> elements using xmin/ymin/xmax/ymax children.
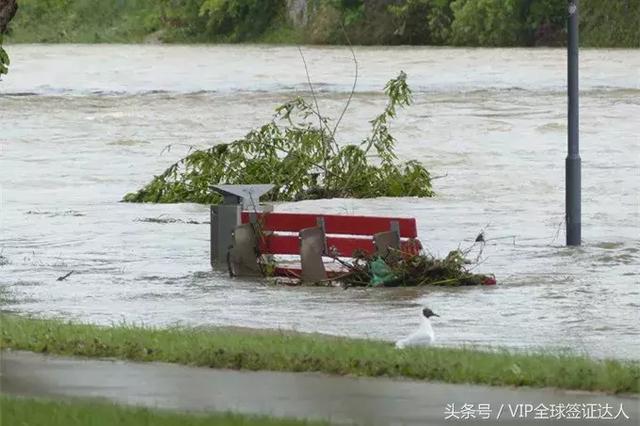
<box><xmin>123</xmin><ymin>71</ymin><xmax>433</xmax><ymax>204</ymax></box>
<box><xmin>2</xmin><ymin>315</ymin><xmax>639</xmax><ymax>394</ymax></box>
<box><xmin>1</xmin><ymin>396</ymin><xmax>326</xmax><ymax>426</ymax></box>
<box><xmin>4</xmin><ymin>0</ymin><xmax>639</xmax><ymax>47</ymax></box>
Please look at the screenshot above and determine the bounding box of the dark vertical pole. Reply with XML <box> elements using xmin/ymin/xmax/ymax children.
<box><xmin>566</xmin><ymin>0</ymin><xmax>581</xmax><ymax>246</ymax></box>
<box><xmin>210</xmin><ymin>205</ymin><xmax>215</xmax><ymax>268</ymax></box>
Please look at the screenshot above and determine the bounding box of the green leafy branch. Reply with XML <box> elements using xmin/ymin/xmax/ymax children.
<box><xmin>123</xmin><ymin>72</ymin><xmax>434</xmax><ymax>205</ymax></box>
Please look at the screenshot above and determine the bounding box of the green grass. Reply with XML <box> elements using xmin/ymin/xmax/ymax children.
<box><xmin>1</xmin><ymin>314</ymin><xmax>638</xmax><ymax>394</ymax></box>
<box><xmin>0</xmin><ymin>395</ymin><xmax>326</xmax><ymax>426</ymax></box>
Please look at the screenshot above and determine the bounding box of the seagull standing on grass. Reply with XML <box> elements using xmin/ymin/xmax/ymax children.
<box><xmin>395</xmin><ymin>307</ymin><xmax>439</xmax><ymax>349</ymax></box>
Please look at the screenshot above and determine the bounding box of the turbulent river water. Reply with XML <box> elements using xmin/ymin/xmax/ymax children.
<box><xmin>1</xmin><ymin>45</ymin><xmax>638</xmax><ymax>359</ymax></box>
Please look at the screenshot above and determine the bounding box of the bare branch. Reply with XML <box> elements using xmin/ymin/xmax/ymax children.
<box><xmin>297</xmin><ymin>46</ymin><xmax>334</xmax><ymax>158</ymax></box>
<box><xmin>160</xmin><ymin>143</ymin><xmax>198</xmax><ymax>155</ymax></box>
<box><xmin>431</xmin><ymin>172</ymin><xmax>448</xmax><ymax>180</ymax></box>
<box><xmin>331</xmin><ymin>24</ymin><xmax>359</xmax><ymax>141</ymax></box>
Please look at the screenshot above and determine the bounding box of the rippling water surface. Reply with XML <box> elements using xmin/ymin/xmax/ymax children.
<box><xmin>1</xmin><ymin>45</ymin><xmax>639</xmax><ymax>359</ymax></box>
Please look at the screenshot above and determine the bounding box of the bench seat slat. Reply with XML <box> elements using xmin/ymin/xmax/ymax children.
<box><xmin>259</xmin><ymin>234</ymin><xmax>376</xmax><ymax>257</ymax></box>
<box><xmin>241</xmin><ymin>212</ymin><xmax>417</xmax><ymax>238</ymax></box>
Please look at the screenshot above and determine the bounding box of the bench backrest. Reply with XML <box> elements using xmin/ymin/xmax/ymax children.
<box><xmin>240</xmin><ymin>212</ymin><xmax>418</xmax><ymax>257</ymax></box>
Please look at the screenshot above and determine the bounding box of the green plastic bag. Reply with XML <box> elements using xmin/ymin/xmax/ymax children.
<box><xmin>370</xmin><ymin>257</ymin><xmax>396</xmax><ymax>286</ymax></box>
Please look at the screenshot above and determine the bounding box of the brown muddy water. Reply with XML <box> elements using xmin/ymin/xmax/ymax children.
<box><xmin>1</xmin><ymin>45</ymin><xmax>638</xmax><ymax>359</ymax></box>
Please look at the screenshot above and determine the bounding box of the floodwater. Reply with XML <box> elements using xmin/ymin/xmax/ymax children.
<box><xmin>1</xmin><ymin>45</ymin><xmax>639</xmax><ymax>359</ymax></box>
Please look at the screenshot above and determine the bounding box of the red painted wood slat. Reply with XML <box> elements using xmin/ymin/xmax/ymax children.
<box><xmin>241</xmin><ymin>212</ymin><xmax>417</xmax><ymax>238</ymax></box>
<box><xmin>257</xmin><ymin>234</ymin><xmax>376</xmax><ymax>256</ymax></box>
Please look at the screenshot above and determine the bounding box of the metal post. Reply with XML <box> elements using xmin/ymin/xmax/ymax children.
<box><xmin>214</xmin><ymin>206</ymin><xmax>218</xmax><ymax>268</ymax></box>
<box><xmin>209</xmin><ymin>184</ymin><xmax>274</xmax><ymax>267</ymax></box>
<box><xmin>210</xmin><ymin>204</ymin><xmax>241</xmax><ymax>265</ymax></box>
<box><xmin>566</xmin><ymin>0</ymin><xmax>581</xmax><ymax>246</ymax></box>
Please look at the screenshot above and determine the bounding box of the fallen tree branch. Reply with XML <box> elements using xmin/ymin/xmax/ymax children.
<box><xmin>56</xmin><ymin>271</ymin><xmax>74</xmax><ymax>281</ymax></box>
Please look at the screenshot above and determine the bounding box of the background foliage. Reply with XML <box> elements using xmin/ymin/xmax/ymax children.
<box><xmin>0</xmin><ymin>36</ymin><xmax>8</xmax><ymax>75</ymax></box>
<box><xmin>123</xmin><ymin>72</ymin><xmax>434</xmax><ymax>204</ymax></box>
<box><xmin>4</xmin><ymin>0</ymin><xmax>639</xmax><ymax>47</ymax></box>
<box><xmin>5</xmin><ymin>0</ymin><xmax>289</xmax><ymax>43</ymax></box>
<box><xmin>449</xmin><ymin>0</ymin><xmax>526</xmax><ymax>46</ymax></box>
<box><xmin>0</xmin><ymin>0</ymin><xmax>18</xmax><ymax>75</ymax></box>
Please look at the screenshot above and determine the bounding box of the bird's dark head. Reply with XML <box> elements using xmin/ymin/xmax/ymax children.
<box><xmin>422</xmin><ymin>307</ymin><xmax>439</xmax><ymax>318</ymax></box>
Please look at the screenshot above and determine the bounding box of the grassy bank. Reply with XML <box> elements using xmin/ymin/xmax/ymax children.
<box><xmin>4</xmin><ymin>0</ymin><xmax>639</xmax><ymax>47</ymax></box>
<box><xmin>0</xmin><ymin>395</ymin><xmax>325</xmax><ymax>426</ymax></box>
<box><xmin>1</xmin><ymin>314</ymin><xmax>638</xmax><ymax>394</ymax></box>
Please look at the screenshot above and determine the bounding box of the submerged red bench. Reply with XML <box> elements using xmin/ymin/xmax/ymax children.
<box><xmin>228</xmin><ymin>211</ymin><xmax>422</xmax><ymax>282</ymax></box>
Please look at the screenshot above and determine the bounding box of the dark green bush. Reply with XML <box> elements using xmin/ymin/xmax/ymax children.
<box><xmin>581</xmin><ymin>0</ymin><xmax>640</xmax><ymax>47</ymax></box>
<box><xmin>450</xmin><ymin>0</ymin><xmax>526</xmax><ymax>46</ymax></box>
<box><xmin>388</xmin><ymin>0</ymin><xmax>454</xmax><ymax>45</ymax></box>
<box><xmin>524</xmin><ymin>0</ymin><xmax>565</xmax><ymax>46</ymax></box>
<box><xmin>198</xmin><ymin>0</ymin><xmax>287</xmax><ymax>41</ymax></box>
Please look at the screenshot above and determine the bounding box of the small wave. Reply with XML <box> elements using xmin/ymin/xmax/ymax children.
<box><xmin>134</xmin><ymin>216</ymin><xmax>208</xmax><ymax>225</ymax></box>
<box><xmin>1</xmin><ymin>88</ymin><xmax>203</xmax><ymax>98</ymax></box>
<box><xmin>107</xmin><ymin>139</ymin><xmax>150</xmax><ymax>146</ymax></box>
<box><xmin>591</xmin><ymin>253</ymin><xmax>636</xmax><ymax>265</ymax></box>
<box><xmin>11</xmin><ymin>280</ymin><xmax>42</xmax><ymax>287</ymax></box>
<box><xmin>593</xmin><ymin>241</ymin><xmax>625</xmax><ymax>250</ymax></box>
<box><xmin>25</xmin><ymin>210</ymin><xmax>85</xmax><ymax>217</ymax></box>
<box><xmin>3</xmin><ymin>85</ymin><xmax>638</xmax><ymax>98</ymax></box>
<box><xmin>0</xmin><ymin>91</ymin><xmax>39</xmax><ymax>97</ymax></box>
<box><xmin>536</xmin><ymin>122</ymin><xmax>566</xmax><ymax>133</ymax></box>
<box><xmin>127</xmin><ymin>291</ymin><xmax>185</xmax><ymax>301</ymax></box>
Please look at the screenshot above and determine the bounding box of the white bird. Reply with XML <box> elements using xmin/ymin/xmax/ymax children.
<box><xmin>395</xmin><ymin>307</ymin><xmax>439</xmax><ymax>349</ymax></box>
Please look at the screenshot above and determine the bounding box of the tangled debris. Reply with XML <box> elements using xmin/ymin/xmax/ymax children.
<box><xmin>267</xmin><ymin>246</ymin><xmax>495</xmax><ymax>288</ymax></box>
<box><xmin>324</xmin><ymin>249</ymin><xmax>495</xmax><ymax>287</ymax></box>
<box><xmin>338</xmin><ymin>249</ymin><xmax>495</xmax><ymax>287</ymax></box>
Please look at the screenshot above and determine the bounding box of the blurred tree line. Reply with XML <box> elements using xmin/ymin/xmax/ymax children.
<box><xmin>5</xmin><ymin>0</ymin><xmax>639</xmax><ymax>47</ymax></box>
<box><xmin>315</xmin><ymin>0</ymin><xmax>638</xmax><ymax>46</ymax></box>
<box><xmin>1</xmin><ymin>0</ymin><xmax>18</xmax><ymax>75</ymax></box>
